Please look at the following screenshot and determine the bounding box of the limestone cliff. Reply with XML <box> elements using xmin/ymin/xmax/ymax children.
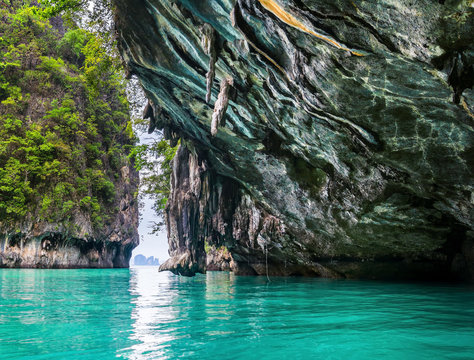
<box><xmin>0</xmin><ymin>164</ymin><xmax>139</xmax><ymax>269</ymax></box>
<box><xmin>114</xmin><ymin>0</ymin><xmax>473</xmax><ymax>280</ymax></box>
<box><xmin>0</xmin><ymin>4</ymin><xmax>139</xmax><ymax>268</ymax></box>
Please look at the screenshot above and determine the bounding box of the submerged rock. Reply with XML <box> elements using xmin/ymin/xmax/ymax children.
<box><xmin>113</xmin><ymin>0</ymin><xmax>474</xmax><ymax>280</ymax></box>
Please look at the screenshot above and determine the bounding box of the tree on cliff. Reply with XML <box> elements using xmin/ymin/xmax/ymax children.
<box><xmin>0</xmin><ymin>0</ymin><xmax>137</xmax><ymax>232</ymax></box>
<box><xmin>128</xmin><ymin>134</ymin><xmax>177</xmax><ymax>233</ymax></box>
<box><xmin>45</xmin><ymin>0</ymin><xmax>180</xmax><ymax>233</ymax></box>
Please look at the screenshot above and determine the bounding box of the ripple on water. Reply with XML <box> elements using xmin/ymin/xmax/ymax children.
<box><xmin>0</xmin><ymin>268</ymin><xmax>473</xmax><ymax>360</ymax></box>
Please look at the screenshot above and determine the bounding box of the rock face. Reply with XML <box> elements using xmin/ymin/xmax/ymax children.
<box><xmin>0</xmin><ymin>165</ymin><xmax>139</xmax><ymax>269</ymax></box>
<box><xmin>134</xmin><ymin>254</ymin><xmax>147</xmax><ymax>266</ymax></box>
<box><xmin>133</xmin><ymin>254</ymin><xmax>160</xmax><ymax>266</ymax></box>
<box><xmin>0</xmin><ymin>5</ymin><xmax>140</xmax><ymax>269</ymax></box>
<box><xmin>114</xmin><ymin>0</ymin><xmax>473</xmax><ymax>280</ymax></box>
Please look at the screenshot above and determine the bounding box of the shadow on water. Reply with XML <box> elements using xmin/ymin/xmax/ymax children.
<box><xmin>125</xmin><ymin>270</ymin><xmax>474</xmax><ymax>360</ymax></box>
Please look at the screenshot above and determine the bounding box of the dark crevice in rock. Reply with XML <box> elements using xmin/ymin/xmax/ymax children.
<box><xmin>232</xmin><ymin>2</ymin><xmax>286</xmax><ymax>74</ymax></box>
<box><xmin>289</xmin><ymin>0</ymin><xmax>399</xmax><ymax>53</ymax></box>
<box><xmin>262</xmin><ymin>129</ymin><xmax>284</xmax><ymax>155</ymax></box>
<box><xmin>448</xmin><ymin>51</ymin><xmax>474</xmax><ymax>104</ymax></box>
<box><xmin>433</xmin><ymin>49</ymin><xmax>474</xmax><ymax>104</ymax></box>
<box><xmin>167</xmin><ymin>35</ymin><xmax>206</xmax><ymax>78</ymax></box>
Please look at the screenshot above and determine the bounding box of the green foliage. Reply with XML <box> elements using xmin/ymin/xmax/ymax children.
<box><xmin>38</xmin><ymin>56</ymin><xmax>79</xmax><ymax>85</ymax></box>
<box><xmin>39</xmin><ymin>0</ymin><xmax>86</xmax><ymax>18</ymax></box>
<box><xmin>58</xmin><ymin>29</ymin><xmax>87</xmax><ymax>61</ymax></box>
<box><xmin>203</xmin><ymin>241</ymin><xmax>229</xmax><ymax>256</ymax></box>
<box><xmin>129</xmin><ymin>138</ymin><xmax>178</xmax><ymax>233</ymax></box>
<box><xmin>0</xmin><ymin>0</ymin><xmax>136</xmax><ymax>232</ymax></box>
<box><xmin>204</xmin><ymin>240</ymin><xmax>211</xmax><ymax>254</ymax></box>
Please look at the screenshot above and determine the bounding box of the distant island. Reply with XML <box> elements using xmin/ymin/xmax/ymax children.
<box><xmin>133</xmin><ymin>254</ymin><xmax>159</xmax><ymax>266</ymax></box>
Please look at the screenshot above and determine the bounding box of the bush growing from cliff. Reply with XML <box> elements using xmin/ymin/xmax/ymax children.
<box><xmin>129</xmin><ymin>136</ymin><xmax>178</xmax><ymax>233</ymax></box>
<box><xmin>0</xmin><ymin>0</ymin><xmax>136</xmax><ymax>231</ymax></box>
<box><xmin>42</xmin><ymin>0</ymin><xmax>180</xmax><ymax>233</ymax></box>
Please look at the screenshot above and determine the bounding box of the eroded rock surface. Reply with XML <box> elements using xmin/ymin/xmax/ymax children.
<box><xmin>0</xmin><ymin>165</ymin><xmax>139</xmax><ymax>269</ymax></box>
<box><xmin>114</xmin><ymin>0</ymin><xmax>474</xmax><ymax>280</ymax></box>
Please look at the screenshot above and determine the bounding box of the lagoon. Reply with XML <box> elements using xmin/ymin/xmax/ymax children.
<box><xmin>0</xmin><ymin>268</ymin><xmax>473</xmax><ymax>359</ymax></box>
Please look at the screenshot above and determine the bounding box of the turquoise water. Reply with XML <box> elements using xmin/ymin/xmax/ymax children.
<box><xmin>0</xmin><ymin>268</ymin><xmax>473</xmax><ymax>360</ymax></box>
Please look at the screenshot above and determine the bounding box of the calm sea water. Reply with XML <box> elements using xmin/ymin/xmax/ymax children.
<box><xmin>0</xmin><ymin>268</ymin><xmax>473</xmax><ymax>360</ymax></box>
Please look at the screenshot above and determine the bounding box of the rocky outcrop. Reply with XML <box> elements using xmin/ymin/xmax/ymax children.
<box><xmin>0</xmin><ymin>165</ymin><xmax>139</xmax><ymax>268</ymax></box>
<box><xmin>0</xmin><ymin>6</ymin><xmax>140</xmax><ymax>269</ymax></box>
<box><xmin>133</xmin><ymin>254</ymin><xmax>159</xmax><ymax>266</ymax></box>
<box><xmin>114</xmin><ymin>0</ymin><xmax>473</xmax><ymax>280</ymax></box>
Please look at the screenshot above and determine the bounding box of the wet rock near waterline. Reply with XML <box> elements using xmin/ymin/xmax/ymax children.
<box><xmin>0</xmin><ymin>166</ymin><xmax>139</xmax><ymax>269</ymax></box>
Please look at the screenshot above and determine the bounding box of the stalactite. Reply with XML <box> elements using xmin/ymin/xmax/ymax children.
<box><xmin>124</xmin><ymin>67</ymin><xmax>133</xmax><ymax>80</ymax></box>
<box><xmin>163</xmin><ymin>126</ymin><xmax>171</xmax><ymax>140</ymax></box>
<box><xmin>211</xmin><ymin>78</ymin><xmax>233</xmax><ymax>137</ymax></box>
<box><xmin>170</xmin><ymin>130</ymin><xmax>180</xmax><ymax>147</ymax></box>
<box><xmin>201</xmin><ymin>23</ymin><xmax>217</xmax><ymax>103</ymax></box>
<box><xmin>142</xmin><ymin>100</ymin><xmax>157</xmax><ymax>134</ymax></box>
<box><xmin>142</xmin><ymin>100</ymin><xmax>153</xmax><ymax>119</ymax></box>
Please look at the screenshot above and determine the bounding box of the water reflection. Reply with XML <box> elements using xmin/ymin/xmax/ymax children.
<box><xmin>0</xmin><ymin>269</ymin><xmax>136</xmax><ymax>360</ymax></box>
<box><xmin>126</xmin><ymin>270</ymin><xmax>474</xmax><ymax>360</ymax></box>
<box><xmin>127</xmin><ymin>270</ymin><xmax>239</xmax><ymax>359</ymax></box>
<box><xmin>1</xmin><ymin>269</ymin><xmax>473</xmax><ymax>360</ymax></box>
<box><xmin>127</xmin><ymin>268</ymin><xmax>179</xmax><ymax>359</ymax></box>
<box><xmin>204</xmin><ymin>271</ymin><xmax>235</xmax><ymax>325</ymax></box>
